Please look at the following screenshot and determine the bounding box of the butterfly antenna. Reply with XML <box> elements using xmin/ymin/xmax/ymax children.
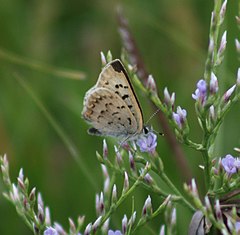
<box><xmin>145</xmin><ymin>108</ymin><xmax>161</xmax><ymax>124</ymax></box>
<box><xmin>145</xmin><ymin>109</ymin><xmax>164</xmax><ymax>136</ymax></box>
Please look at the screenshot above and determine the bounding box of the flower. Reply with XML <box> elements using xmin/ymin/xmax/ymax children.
<box><xmin>192</xmin><ymin>79</ymin><xmax>207</xmax><ymax>105</ymax></box>
<box><xmin>224</xmin><ymin>85</ymin><xmax>236</xmax><ymax>102</ymax></box>
<box><xmin>44</xmin><ymin>227</ymin><xmax>58</xmax><ymax>235</ymax></box>
<box><xmin>210</xmin><ymin>73</ymin><xmax>218</xmax><ymax>94</ymax></box>
<box><xmin>236</xmin><ymin>68</ymin><xmax>240</xmax><ymax>86</ymax></box>
<box><xmin>108</xmin><ymin>230</ymin><xmax>122</xmax><ymax>235</ymax></box>
<box><xmin>136</xmin><ymin>132</ymin><xmax>157</xmax><ymax>153</ymax></box>
<box><xmin>221</xmin><ymin>154</ymin><xmax>237</xmax><ymax>175</ymax></box>
<box><xmin>146</xmin><ymin>74</ymin><xmax>157</xmax><ymax>94</ymax></box>
<box><xmin>235</xmin><ymin>222</ymin><xmax>240</xmax><ymax>232</ymax></box>
<box><xmin>164</xmin><ymin>87</ymin><xmax>175</xmax><ymax>109</ymax></box>
<box><xmin>172</xmin><ymin>106</ymin><xmax>187</xmax><ymax>128</ymax></box>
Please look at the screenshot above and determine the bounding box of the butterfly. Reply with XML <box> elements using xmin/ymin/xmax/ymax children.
<box><xmin>82</xmin><ymin>59</ymin><xmax>149</xmax><ymax>140</ymax></box>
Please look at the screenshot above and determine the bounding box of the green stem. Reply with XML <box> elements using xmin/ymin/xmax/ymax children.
<box><xmin>0</xmin><ymin>48</ymin><xmax>85</xmax><ymax>80</ymax></box>
<box><xmin>160</xmin><ymin>172</ymin><xmax>195</xmax><ymax>212</ymax></box>
<box><xmin>97</xmin><ymin>164</ymin><xmax>150</xmax><ymax>229</ymax></box>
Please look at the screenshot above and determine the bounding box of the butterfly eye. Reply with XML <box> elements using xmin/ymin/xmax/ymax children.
<box><xmin>143</xmin><ymin>126</ymin><xmax>149</xmax><ymax>135</ymax></box>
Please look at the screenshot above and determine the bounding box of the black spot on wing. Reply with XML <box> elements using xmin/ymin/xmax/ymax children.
<box><xmin>122</xmin><ymin>94</ymin><xmax>129</xmax><ymax>100</ymax></box>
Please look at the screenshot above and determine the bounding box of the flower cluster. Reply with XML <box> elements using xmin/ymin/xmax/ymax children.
<box><xmin>221</xmin><ymin>154</ymin><xmax>240</xmax><ymax>176</ymax></box>
<box><xmin>136</xmin><ymin>131</ymin><xmax>157</xmax><ymax>154</ymax></box>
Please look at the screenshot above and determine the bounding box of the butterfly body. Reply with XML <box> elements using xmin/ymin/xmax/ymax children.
<box><xmin>82</xmin><ymin>59</ymin><xmax>143</xmax><ymax>140</ymax></box>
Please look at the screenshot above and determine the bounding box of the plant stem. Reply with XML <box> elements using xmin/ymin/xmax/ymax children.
<box><xmin>160</xmin><ymin>172</ymin><xmax>195</xmax><ymax>212</ymax></box>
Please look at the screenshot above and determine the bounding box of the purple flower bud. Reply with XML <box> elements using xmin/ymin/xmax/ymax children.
<box><xmin>28</xmin><ymin>186</ymin><xmax>35</xmax><ymax>200</ymax></box>
<box><xmin>99</xmin><ymin>192</ymin><xmax>105</xmax><ymax>214</ymax></box>
<box><xmin>38</xmin><ymin>193</ymin><xmax>44</xmax><ymax>209</ymax></box>
<box><xmin>171</xmin><ymin>208</ymin><xmax>176</xmax><ymax>226</ymax></box>
<box><xmin>123</xmin><ymin>172</ymin><xmax>129</xmax><ymax>193</ymax></box>
<box><xmin>210</xmin><ymin>73</ymin><xmax>218</xmax><ymax>94</ymax></box>
<box><xmin>102</xmin><ymin>219</ymin><xmax>110</xmax><ymax>233</ymax></box>
<box><xmin>11</xmin><ymin>184</ymin><xmax>19</xmax><ymax>202</ymax></box>
<box><xmin>159</xmin><ymin>225</ymin><xmax>165</xmax><ymax>235</ymax></box>
<box><xmin>38</xmin><ymin>204</ymin><xmax>45</xmax><ymax>224</ymax></box>
<box><xmin>93</xmin><ymin>216</ymin><xmax>102</xmax><ymax>232</ymax></box>
<box><xmin>122</xmin><ymin>214</ymin><xmax>128</xmax><ymax>234</ymax></box>
<box><xmin>224</xmin><ymin>85</ymin><xmax>236</xmax><ymax>102</ymax></box>
<box><xmin>108</xmin><ymin>230</ymin><xmax>122</xmax><ymax>235</ymax></box>
<box><xmin>144</xmin><ymin>173</ymin><xmax>154</xmax><ymax>185</ymax></box>
<box><xmin>215</xmin><ymin>200</ymin><xmax>222</xmax><ymax>221</ymax></box>
<box><xmin>136</xmin><ymin>131</ymin><xmax>157</xmax><ymax>154</ymax></box>
<box><xmin>104</xmin><ymin>177</ymin><xmax>110</xmax><ymax>194</ymax></box>
<box><xmin>164</xmin><ymin>87</ymin><xmax>175</xmax><ymax>109</ymax></box>
<box><xmin>69</xmin><ymin>218</ymin><xmax>76</xmax><ymax>233</ymax></box>
<box><xmin>192</xmin><ymin>79</ymin><xmax>207</xmax><ymax>105</ymax></box>
<box><xmin>204</xmin><ymin>196</ymin><xmax>212</xmax><ymax>213</ymax></box>
<box><xmin>220</xmin><ymin>0</ymin><xmax>227</xmax><ymax>23</ymax></box>
<box><xmin>45</xmin><ymin>207</ymin><xmax>51</xmax><ymax>225</ymax></box>
<box><xmin>44</xmin><ymin>227</ymin><xmax>58</xmax><ymax>235</ymax></box>
<box><xmin>54</xmin><ymin>223</ymin><xmax>66</xmax><ymax>235</ymax></box>
<box><xmin>208</xmin><ymin>37</ymin><xmax>214</xmax><ymax>54</ymax></box>
<box><xmin>209</xmin><ymin>105</ymin><xmax>215</xmax><ymax>121</ymax></box>
<box><xmin>237</xmin><ymin>68</ymin><xmax>240</xmax><ymax>86</ymax></box>
<box><xmin>221</xmin><ymin>154</ymin><xmax>237</xmax><ymax>175</ymax></box>
<box><xmin>96</xmin><ymin>194</ymin><xmax>100</xmax><ymax>215</ymax></box>
<box><xmin>84</xmin><ymin>223</ymin><xmax>92</xmax><ymax>235</ymax></box>
<box><xmin>17</xmin><ymin>177</ymin><xmax>25</xmax><ymax>191</ymax></box>
<box><xmin>218</xmin><ymin>31</ymin><xmax>227</xmax><ymax>55</ymax></box>
<box><xmin>3</xmin><ymin>154</ymin><xmax>9</xmax><ymax>170</ymax></box>
<box><xmin>128</xmin><ymin>151</ymin><xmax>135</xmax><ymax>172</ymax></box>
<box><xmin>101</xmin><ymin>165</ymin><xmax>110</xmax><ymax>193</ymax></box>
<box><xmin>103</xmin><ymin>139</ymin><xmax>108</xmax><ymax>159</ymax></box>
<box><xmin>142</xmin><ymin>195</ymin><xmax>152</xmax><ymax>216</ymax></box>
<box><xmin>101</xmin><ymin>165</ymin><xmax>109</xmax><ymax>179</ymax></box>
<box><xmin>236</xmin><ymin>39</ymin><xmax>240</xmax><ymax>54</ymax></box>
<box><xmin>191</xmin><ymin>179</ymin><xmax>199</xmax><ymax>198</ymax></box>
<box><xmin>114</xmin><ymin>146</ymin><xmax>123</xmax><ymax>166</ymax></box>
<box><xmin>18</xmin><ymin>168</ymin><xmax>24</xmax><ymax>181</ymax></box>
<box><xmin>128</xmin><ymin>211</ymin><xmax>136</xmax><ymax>226</ymax></box>
<box><xmin>112</xmin><ymin>184</ymin><xmax>117</xmax><ymax>204</ymax></box>
<box><xmin>100</xmin><ymin>52</ymin><xmax>107</xmax><ymax>66</ymax></box>
<box><xmin>147</xmin><ymin>74</ymin><xmax>157</xmax><ymax>94</ymax></box>
<box><xmin>235</xmin><ymin>222</ymin><xmax>240</xmax><ymax>232</ymax></box>
<box><xmin>173</xmin><ymin>106</ymin><xmax>187</xmax><ymax>129</ymax></box>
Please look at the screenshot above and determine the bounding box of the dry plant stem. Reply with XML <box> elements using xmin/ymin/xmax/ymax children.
<box><xmin>117</xmin><ymin>8</ymin><xmax>192</xmax><ymax>181</ymax></box>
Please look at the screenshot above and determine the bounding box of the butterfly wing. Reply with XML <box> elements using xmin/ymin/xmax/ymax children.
<box><xmin>95</xmin><ymin>59</ymin><xmax>143</xmax><ymax>134</ymax></box>
<box><xmin>82</xmin><ymin>87</ymin><xmax>138</xmax><ymax>138</ymax></box>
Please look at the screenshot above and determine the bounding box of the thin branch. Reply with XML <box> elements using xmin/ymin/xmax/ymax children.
<box><xmin>116</xmin><ymin>7</ymin><xmax>192</xmax><ymax>181</ymax></box>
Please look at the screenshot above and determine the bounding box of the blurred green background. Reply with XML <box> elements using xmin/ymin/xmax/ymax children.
<box><xmin>0</xmin><ymin>0</ymin><xmax>239</xmax><ymax>234</ymax></box>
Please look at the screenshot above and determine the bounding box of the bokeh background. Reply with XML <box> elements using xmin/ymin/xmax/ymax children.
<box><xmin>0</xmin><ymin>0</ymin><xmax>239</xmax><ymax>234</ymax></box>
